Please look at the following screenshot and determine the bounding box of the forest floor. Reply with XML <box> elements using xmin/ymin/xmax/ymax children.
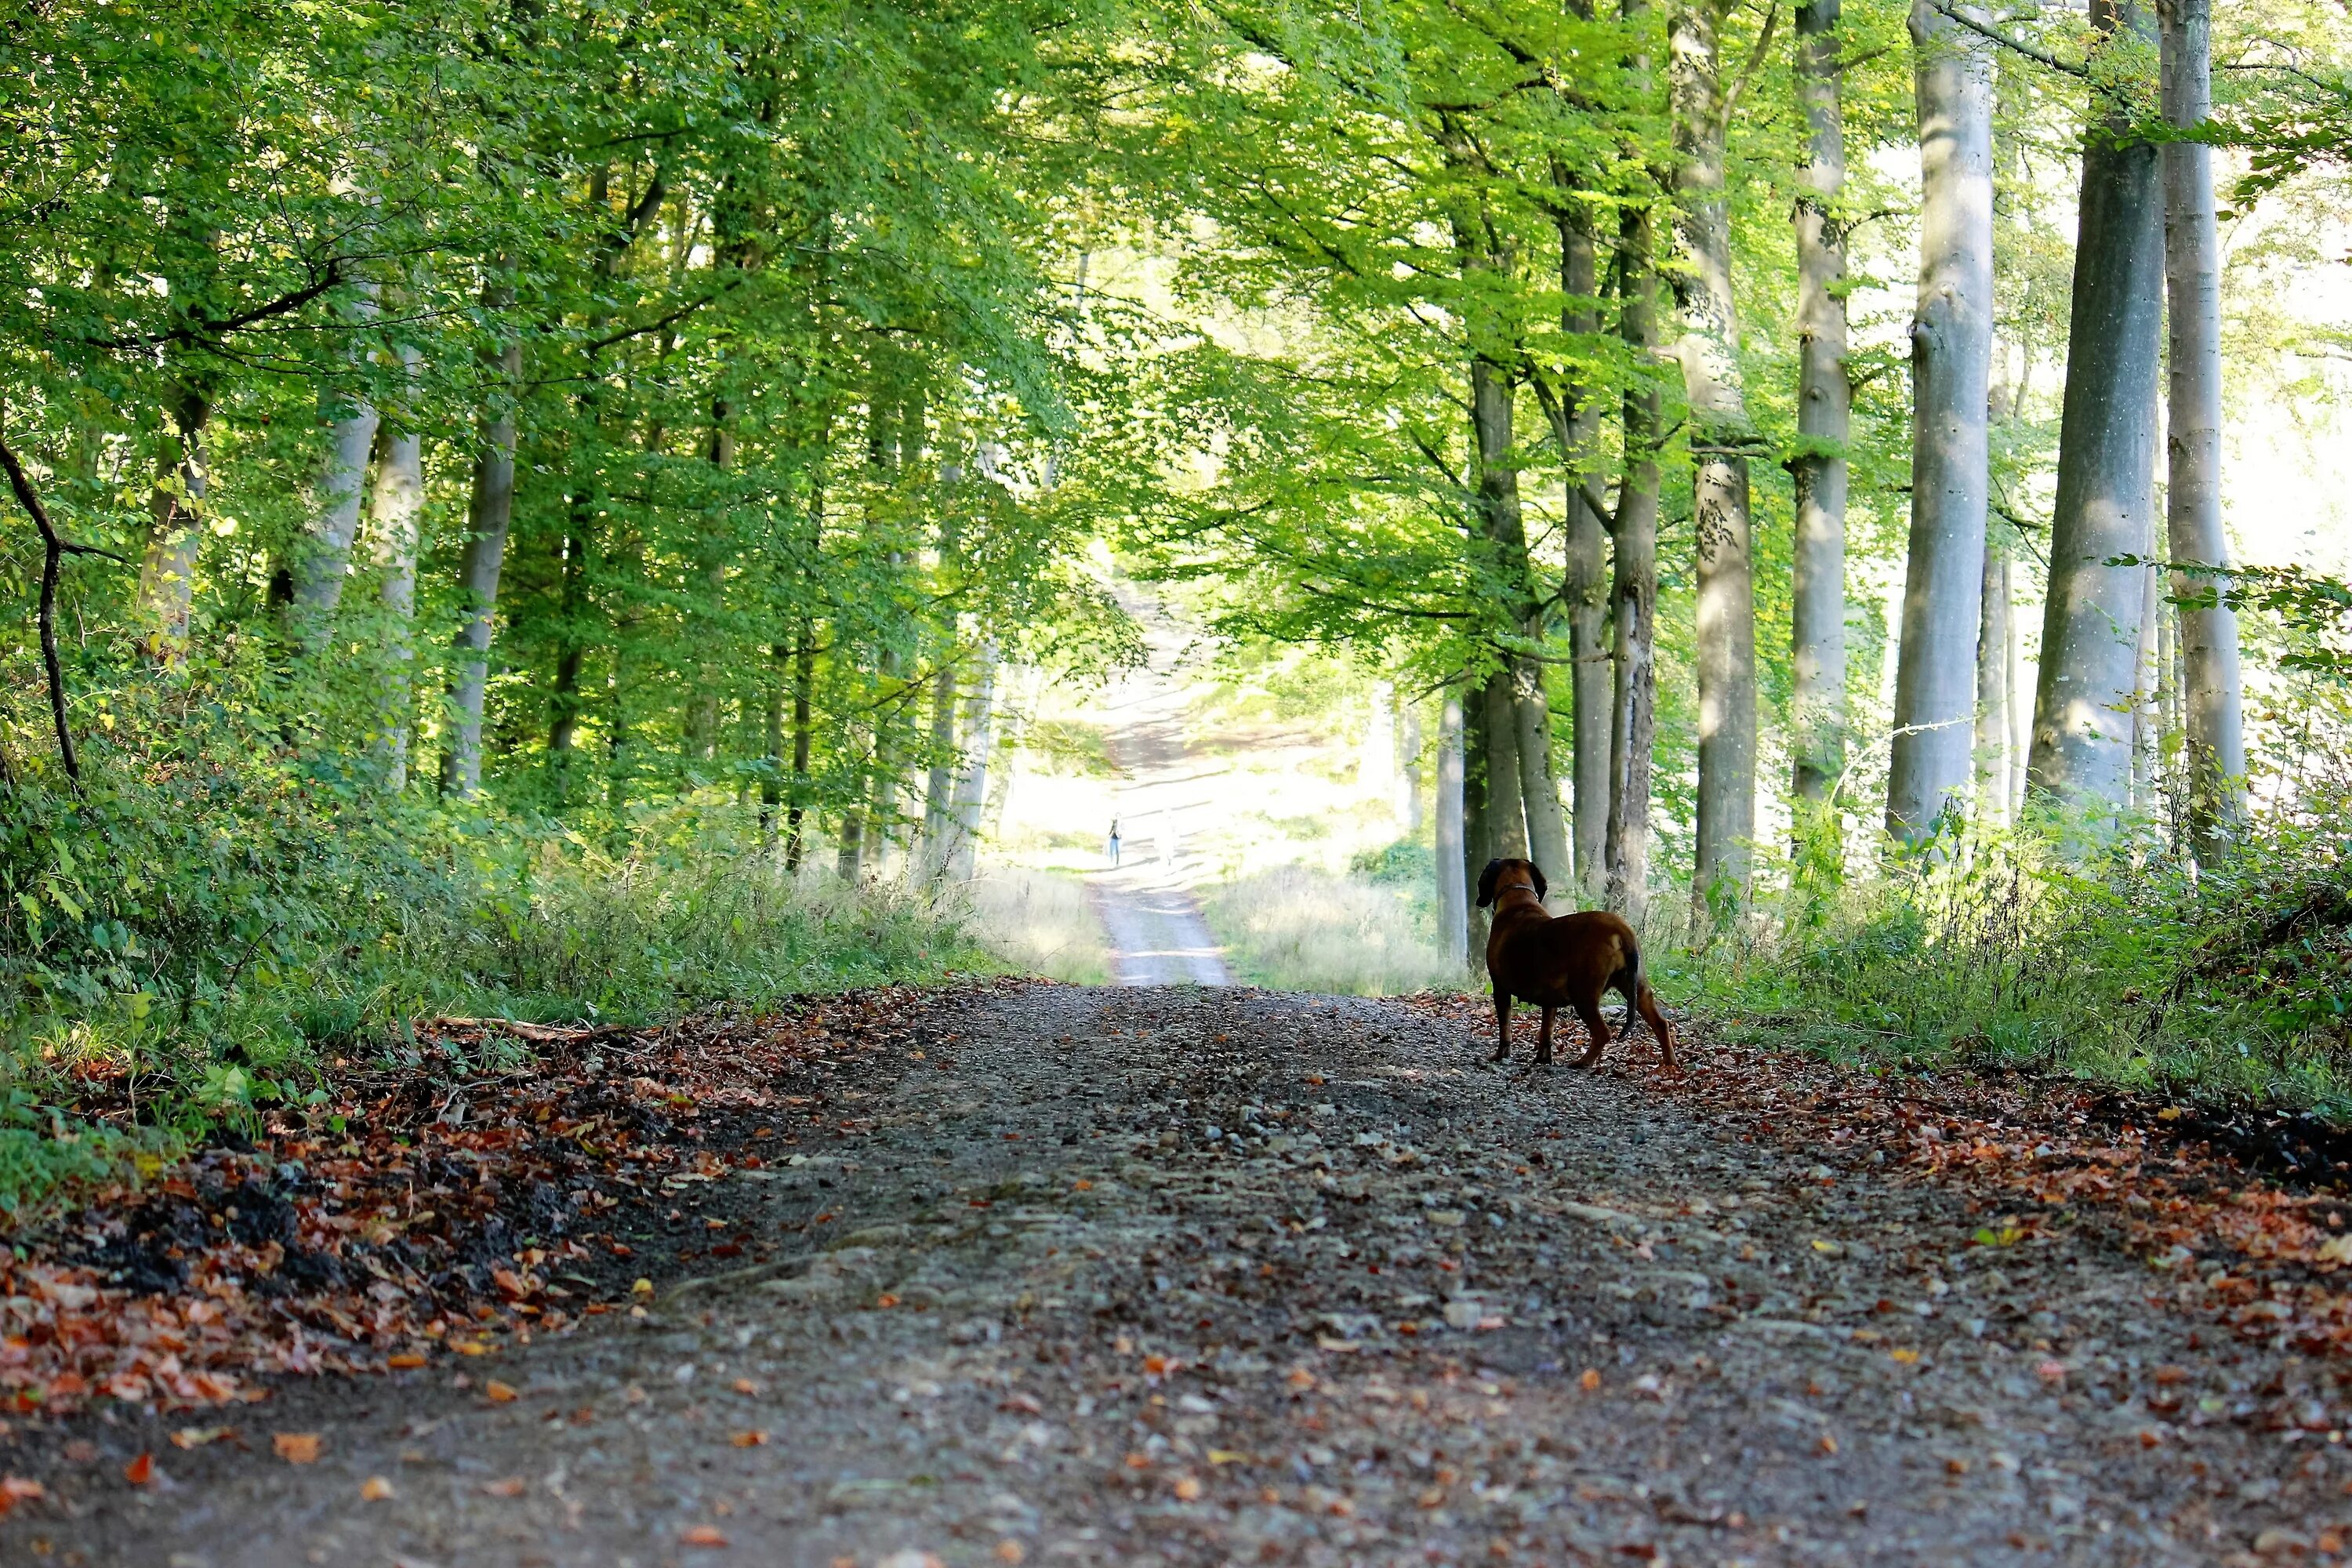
<box><xmin>5</xmin><ymin>983</ymin><xmax>2352</xmax><ymax>1566</ymax></box>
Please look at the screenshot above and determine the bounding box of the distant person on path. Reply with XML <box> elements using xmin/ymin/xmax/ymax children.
<box><xmin>1106</xmin><ymin>819</ymin><xmax>1121</xmax><ymax>866</ymax></box>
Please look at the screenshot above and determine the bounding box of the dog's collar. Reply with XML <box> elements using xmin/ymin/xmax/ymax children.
<box><xmin>1493</xmin><ymin>878</ymin><xmax>1539</xmax><ymax>898</ymax></box>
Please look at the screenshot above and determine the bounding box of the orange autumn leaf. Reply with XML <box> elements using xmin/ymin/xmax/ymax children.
<box><xmin>481</xmin><ymin>1477</ymin><xmax>527</xmax><ymax>1497</ymax></box>
<box><xmin>485</xmin><ymin>1380</ymin><xmax>519</xmax><ymax>1403</ymax></box>
<box><xmin>274</xmin><ymin>1432</ymin><xmax>323</xmax><ymax>1465</ymax></box>
<box><xmin>361</xmin><ymin>1476</ymin><xmax>395</xmax><ymax>1501</ymax></box>
<box><xmin>124</xmin><ymin>1452</ymin><xmax>154</xmax><ymax>1486</ymax></box>
<box><xmin>387</xmin><ymin>1353</ymin><xmax>427</xmax><ymax>1370</ymax></box>
<box><xmin>682</xmin><ymin>1524</ymin><xmax>730</xmax><ymax>1547</ymax></box>
<box><xmin>731</xmin><ymin>1429</ymin><xmax>769</xmax><ymax>1447</ymax></box>
<box><xmin>1172</xmin><ymin>1475</ymin><xmax>1203</xmax><ymax>1501</ymax></box>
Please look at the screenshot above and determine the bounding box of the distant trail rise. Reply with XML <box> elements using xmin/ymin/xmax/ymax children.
<box><xmin>1091</xmin><ymin>590</ymin><xmax>1229</xmax><ymax>987</ymax></box>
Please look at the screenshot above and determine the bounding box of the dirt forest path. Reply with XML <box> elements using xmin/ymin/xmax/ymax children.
<box><xmin>11</xmin><ymin>984</ymin><xmax>2339</xmax><ymax>1567</ymax></box>
<box><xmin>1087</xmin><ymin>593</ymin><xmax>1229</xmax><ymax>988</ymax></box>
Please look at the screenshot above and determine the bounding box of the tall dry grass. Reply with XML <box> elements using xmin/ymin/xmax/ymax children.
<box><xmin>1201</xmin><ymin>863</ymin><xmax>1459</xmax><ymax>996</ymax></box>
<box><xmin>964</xmin><ymin>868</ymin><xmax>1114</xmax><ymax>984</ymax></box>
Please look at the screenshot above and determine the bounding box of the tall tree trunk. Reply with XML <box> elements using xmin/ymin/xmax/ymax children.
<box><xmin>1465</xmin><ymin>691</ymin><xmax>1492</xmax><ymax>955</ymax></box>
<box><xmin>2132</xmin><ymin>559</ymin><xmax>2161</xmax><ymax>808</ymax></box>
<box><xmin>547</xmin><ymin>517</ymin><xmax>590</xmax><ymax>773</ymax></box>
<box><xmin>1790</xmin><ymin>0</ymin><xmax>1850</xmax><ymax>833</ymax></box>
<box><xmin>760</xmin><ymin>642</ymin><xmax>787</xmax><ymax>838</ymax></box>
<box><xmin>2158</xmin><ymin>0</ymin><xmax>2245</xmax><ymax>858</ymax></box>
<box><xmin>836</xmin><ymin>793</ymin><xmax>866</xmax><ymax>882</ymax></box>
<box><xmin>1436</xmin><ymin>691</ymin><xmax>1469</xmax><ymax>967</ymax></box>
<box><xmin>289</xmin><ymin>285</ymin><xmax>383</xmax><ymax>645</ymax></box>
<box><xmin>441</xmin><ymin>285</ymin><xmax>521</xmax><ymax>800</ymax></box>
<box><xmin>920</xmin><ymin>648</ymin><xmax>960</xmax><ymax>878</ymax></box>
<box><xmin>1510</xmin><ymin>655</ymin><xmax>1566</xmax><ymax>884</ymax></box>
<box><xmin>784</xmin><ymin>629</ymin><xmax>815</xmax><ymax>870</ymax></box>
<box><xmin>1975</xmin><ymin>535</ymin><xmax>2010</xmax><ymax>823</ymax></box>
<box><xmin>1606</xmin><ymin>187</ymin><xmax>1662</xmax><ymax>926</ymax></box>
<box><xmin>1669</xmin><ymin>0</ymin><xmax>1757</xmax><ymax>918</ymax></box>
<box><xmin>2008</xmin><ymin>554</ymin><xmax>2027</xmax><ymax>813</ymax></box>
<box><xmin>685</xmin><ymin>410</ymin><xmax>735</xmax><ymax>767</ymax></box>
<box><xmin>1480</xmin><ymin>672</ymin><xmax>1528</xmax><ymax>862</ymax></box>
<box><xmin>134</xmin><ymin>388</ymin><xmax>212</xmax><ymax>662</ymax></box>
<box><xmin>2028</xmin><ymin>0</ymin><xmax>2164</xmax><ymax>815</ymax></box>
<box><xmin>1398</xmin><ymin>698</ymin><xmax>1425</xmax><ymax>831</ymax></box>
<box><xmin>1552</xmin><ymin>177</ymin><xmax>1612</xmax><ymax>905</ymax></box>
<box><xmin>1466</xmin><ymin>358</ymin><xmax>1570</xmax><ymax>884</ymax></box>
<box><xmin>1889</xmin><ymin>0</ymin><xmax>1996</xmax><ymax>842</ymax></box>
<box><xmin>367</xmin><ymin>345</ymin><xmax>425</xmax><ymax>791</ymax></box>
<box><xmin>946</xmin><ymin>639</ymin><xmax>1000</xmax><ymax>882</ymax></box>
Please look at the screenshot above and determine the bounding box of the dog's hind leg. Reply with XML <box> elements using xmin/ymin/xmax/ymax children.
<box><xmin>1535</xmin><ymin>1004</ymin><xmax>1558</xmax><ymax>1067</ymax></box>
<box><xmin>1629</xmin><ymin>981</ymin><xmax>1679</xmax><ymax>1070</ymax></box>
<box><xmin>1490</xmin><ymin>986</ymin><xmax>1513</xmax><ymax>1064</ymax></box>
<box><xmin>1569</xmin><ymin>996</ymin><xmax>1610</xmax><ymax>1069</ymax></box>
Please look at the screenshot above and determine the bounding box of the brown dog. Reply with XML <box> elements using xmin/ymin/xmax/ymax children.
<box><xmin>1476</xmin><ymin>857</ymin><xmax>1677</xmax><ymax>1070</ymax></box>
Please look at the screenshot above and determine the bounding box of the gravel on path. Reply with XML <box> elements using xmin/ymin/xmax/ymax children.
<box><xmin>4</xmin><ymin>984</ymin><xmax>2337</xmax><ymax>1567</ymax></box>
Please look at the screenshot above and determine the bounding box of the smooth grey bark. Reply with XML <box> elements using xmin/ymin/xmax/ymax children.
<box><xmin>1790</xmin><ymin>0</ymin><xmax>1851</xmax><ymax>818</ymax></box>
<box><xmin>784</xmin><ymin>630</ymin><xmax>815</xmax><ymax>870</ymax></box>
<box><xmin>1975</xmin><ymin>535</ymin><xmax>2009</xmax><ymax>823</ymax></box>
<box><xmin>919</xmin><ymin>648</ymin><xmax>960</xmax><ymax>879</ymax></box>
<box><xmin>2158</xmin><ymin>0</ymin><xmax>2246</xmax><ymax>858</ymax></box>
<box><xmin>1889</xmin><ymin>0</ymin><xmax>1995</xmax><ymax>842</ymax></box>
<box><xmin>760</xmin><ymin>643</ymin><xmax>788</xmax><ymax>839</ymax></box>
<box><xmin>1480</xmin><ymin>671</ymin><xmax>1530</xmax><ymax>862</ymax></box>
<box><xmin>1669</xmin><ymin>0</ymin><xmax>1758</xmax><ymax>916</ymax></box>
<box><xmin>1511</xmin><ymin>654</ymin><xmax>1566</xmax><ymax>884</ymax></box>
<box><xmin>685</xmin><ymin>412</ymin><xmax>735</xmax><ymax>766</ymax></box>
<box><xmin>1398</xmin><ymin>698</ymin><xmax>1425</xmax><ymax>832</ymax></box>
<box><xmin>1606</xmin><ymin>177</ymin><xmax>1662</xmax><ymax>926</ymax></box>
<box><xmin>134</xmin><ymin>388</ymin><xmax>212</xmax><ymax>662</ymax></box>
<box><xmin>441</xmin><ymin>297</ymin><xmax>521</xmax><ymax>800</ymax></box>
<box><xmin>289</xmin><ymin>285</ymin><xmax>383</xmax><ymax>643</ymax></box>
<box><xmin>1436</xmin><ymin>692</ymin><xmax>1468</xmax><ymax>967</ymax></box>
<box><xmin>366</xmin><ymin>346</ymin><xmax>425</xmax><ymax>791</ymax></box>
<box><xmin>1467</xmin><ymin>358</ymin><xmax>1570</xmax><ymax>884</ymax></box>
<box><xmin>919</xmin><ymin>441</ymin><xmax>965</xmax><ymax>880</ymax></box>
<box><xmin>2132</xmin><ymin>560</ymin><xmax>2161</xmax><ymax>807</ymax></box>
<box><xmin>946</xmin><ymin>638</ymin><xmax>1000</xmax><ymax>883</ymax></box>
<box><xmin>1549</xmin><ymin>173</ymin><xmax>1612</xmax><ymax>904</ymax></box>
<box><xmin>2028</xmin><ymin>0</ymin><xmax>2165</xmax><ymax>813</ymax></box>
<box><xmin>1465</xmin><ymin>693</ymin><xmax>1492</xmax><ymax>956</ymax></box>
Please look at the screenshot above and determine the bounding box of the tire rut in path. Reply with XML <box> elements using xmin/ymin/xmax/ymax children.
<box><xmin>9</xmin><ymin>984</ymin><xmax>2332</xmax><ymax>1566</ymax></box>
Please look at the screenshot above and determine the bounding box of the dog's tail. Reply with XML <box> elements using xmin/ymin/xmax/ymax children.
<box><xmin>1616</xmin><ymin>928</ymin><xmax>1644</xmax><ymax>997</ymax></box>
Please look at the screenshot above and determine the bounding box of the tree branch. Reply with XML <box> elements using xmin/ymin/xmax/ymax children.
<box><xmin>1933</xmin><ymin>0</ymin><xmax>2088</xmax><ymax>79</ymax></box>
<box><xmin>0</xmin><ymin>436</ymin><xmax>125</xmax><ymax>786</ymax></box>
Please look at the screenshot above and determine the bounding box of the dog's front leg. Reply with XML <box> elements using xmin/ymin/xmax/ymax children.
<box><xmin>1490</xmin><ymin>986</ymin><xmax>1513</xmax><ymax>1063</ymax></box>
<box><xmin>1535</xmin><ymin>1005</ymin><xmax>1556</xmax><ymax>1066</ymax></box>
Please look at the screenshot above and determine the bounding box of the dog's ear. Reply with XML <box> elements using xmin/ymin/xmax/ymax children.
<box><xmin>1475</xmin><ymin>858</ymin><xmax>1504</xmax><ymax>909</ymax></box>
<box><xmin>1527</xmin><ymin>861</ymin><xmax>1548</xmax><ymax>902</ymax></box>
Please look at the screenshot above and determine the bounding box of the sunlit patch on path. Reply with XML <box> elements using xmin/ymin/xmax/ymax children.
<box><xmin>1090</xmin><ymin>589</ymin><xmax>1229</xmax><ymax>987</ymax></box>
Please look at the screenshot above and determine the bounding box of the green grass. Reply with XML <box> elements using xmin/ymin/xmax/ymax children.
<box><xmin>0</xmin><ymin>735</ymin><xmax>996</xmax><ymax>1210</ymax></box>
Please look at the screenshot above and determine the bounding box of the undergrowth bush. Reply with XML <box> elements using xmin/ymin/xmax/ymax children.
<box><xmin>1668</xmin><ymin>793</ymin><xmax>2352</xmax><ymax>1113</ymax></box>
<box><xmin>0</xmin><ymin>706</ymin><xmax>989</xmax><ymax>1208</ymax></box>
